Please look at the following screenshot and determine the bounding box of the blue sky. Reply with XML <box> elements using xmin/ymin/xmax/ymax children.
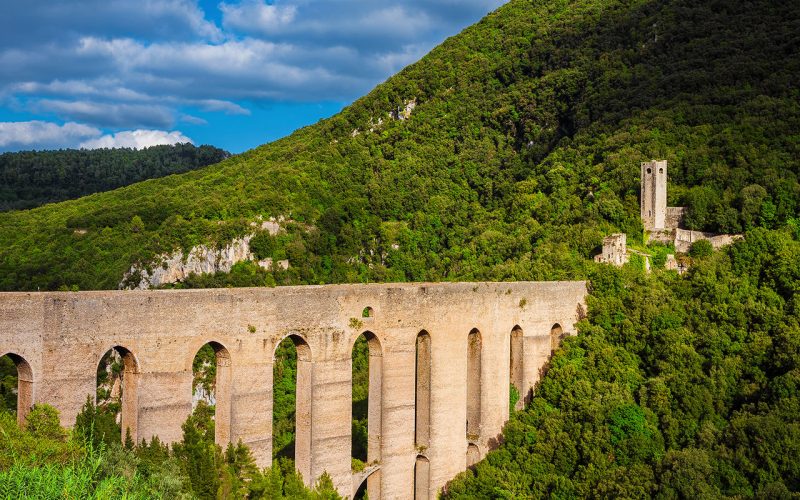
<box><xmin>0</xmin><ymin>0</ymin><xmax>505</xmax><ymax>153</ymax></box>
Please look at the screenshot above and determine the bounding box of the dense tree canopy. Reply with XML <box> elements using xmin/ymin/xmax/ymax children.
<box><xmin>0</xmin><ymin>143</ymin><xmax>228</xmax><ymax>212</ymax></box>
<box><xmin>0</xmin><ymin>0</ymin><xmax>797</xmax><ymax>496</ymax></box>
<box><xmin>446</xmin><ymin>230</ymin><xmax>800</xmax><ymax>497</ymax></box>
<box><xmin>0</xmin><ymin>0</ymin><xmax>797</xmax><ymax>291</ymax></box>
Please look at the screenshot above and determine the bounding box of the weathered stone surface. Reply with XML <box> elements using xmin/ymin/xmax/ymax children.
<box><xmin>674</xmin><ymin>228</ymin><xmax>743</xmax><ymax>253</ymax></box>
<box><xmin>594</xmin><ymin>233</ymin><xmax>628</xmax><ymax>267</ymax></box>
<box><xmin>0</xmin><ymin>281</ymin><xmax>586</xmax><ymax>499</ymax></box>
<box><xmin>641</xmin><ymin>160</ymin><xmax>668</xmax><ymax>230</ymax></box>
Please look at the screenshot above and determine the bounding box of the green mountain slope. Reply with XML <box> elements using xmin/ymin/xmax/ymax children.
<box><xmin>1</xmin><ymin>0</ymin><xmax>798</xmax><ymax>291</ymax></box>
<box><xmin>0</xmin><ymin>144</ymin><xmax>229</xmax><ymax>212</ymax></box>
<box><xmin>446</xmin><ymin>230</ymin><xmax>800</xmax><ymax>497</ymax></box>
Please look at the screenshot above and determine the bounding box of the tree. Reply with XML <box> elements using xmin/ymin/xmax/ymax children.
<box><xmin>25</xmin><ymin>404</ymin><xmax>65</xmax><ymax>442</ymax></box>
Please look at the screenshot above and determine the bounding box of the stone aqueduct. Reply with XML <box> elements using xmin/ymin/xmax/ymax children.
<box><xmin>0</xmin><ymin>281</ymin><xmax>586</xmax><ymax>499</ymax></box>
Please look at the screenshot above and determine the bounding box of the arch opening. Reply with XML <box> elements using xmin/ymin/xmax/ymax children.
<box><xmin>414</xmin><ymin>455</ymin><xmax>430</xmax><ymax>500</ymax></box>
<box><xmin>191</xmin><ymin>341</ymin><xmax>232</xmax><ymax>446</ymax></box>
<box><xmin>273</xmin><ymin>334</ymin><xmax>312</xmax><ymax>483</ymax></box>
<box><xmin>0</xmin><ymin>353</ymin><xmax>33</xmax><ymax>426</ymax></box>
<box><xmin>509</xmin><ymin>326</ymin><xmax>524</xmax><ymax>413</ymax></box>
<box><xmin>550</xmin><ymin>323</ymin><xmax>565</xmax><ymax>353</ymax></box>
<box><xmin>95</xmin><ymin>346</ymin><xmax>139</xmax><ymax>444</ymax></box>
<box><xmin>361</xmin><ymin>306</ymin><xmax>374</xmax><ymax>318</ymax></box>
<box><xmin>466</xmin><ymin>443</ymin><xmax>480</xmax><ymax>468</ymax></box>
<box><xmin>415</xmin><ymin>331</ymin><xmax>431</xmax><ymax>450</ymax></box>
<box><xmin>466</xmin><ymin>329</ymin><xmax>482</xmax><ymax>441</ymax></box>
<box><xmin>351</xmin><ymin>331</ymin><xmax>382</xmax><ymax>498</ymax></box>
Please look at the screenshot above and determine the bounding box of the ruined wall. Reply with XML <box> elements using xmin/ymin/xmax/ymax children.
<box><xmin>594</xmin><ymin>233</ymin><xmax>628</xmax><ymax>267</ymax></box>
<box><xmin>0</xmin><ymin>281</ymin><xmax>586</xmax><ymax>499</ymax></box>
<box><xmin>665</xmin><ymin>207</ymin><xmax>686</xmax><ymax>230</ymax></box>
<box><xmin>674</xmin><ymin>229</ymin><xmax>743</xmax><ymax>253</ymax></box>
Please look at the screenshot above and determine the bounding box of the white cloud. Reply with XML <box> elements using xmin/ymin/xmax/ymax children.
<box><xmin>0</xmin><ymin>121</ymin><xmax>100</xmax><ymax>149</ymax></box>
<box><xmin>194</xmin><ymin>99</ymin><xmax>251</xmax><ymax>115</ymax></box>
<box><xmin>79</xmin><ymin>129</ymin><xmax>193</xmax><ymax>149</ymax></box>
<box><xmin>0</xmin><ymin>0</ymin><xmax>509</xmax><ymax>150</ymax></box>
<box><xmin>220</xmin><ymin>1</ymin><xmax>298</xmax><ymax>34</ymax></box>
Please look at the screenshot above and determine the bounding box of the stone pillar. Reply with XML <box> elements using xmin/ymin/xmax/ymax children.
<box><xmin>136</xmin><ymin>370</ymin><xmax>193</xmax><ymax>446</ymax></box>
<box><xmin>378</xmin><ymin>331</ymin><xmax>416</xmax><ymax>499</ymax></box>
<box><xmin>230</xmin><ymin>358</ymin><xmax>273</xmax><ymax>467</ymax></box>
<box><xmin>309</xmin><ymin>356</ymin><xmax>351</xmax><ymax>494</ymax></box>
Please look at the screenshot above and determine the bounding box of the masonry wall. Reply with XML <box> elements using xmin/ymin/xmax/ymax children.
<box><xmin>0</xmin><ymin>281</ymin><xmax>586</xmax><ymax>499</ymax></box>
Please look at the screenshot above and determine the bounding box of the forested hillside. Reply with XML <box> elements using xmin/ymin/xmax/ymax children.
<box><xmin>446</xmin><ymin>230</ymin><xmax>800</xmax><ymax>497</ymax></box>
<box><xmin>0</xmin><ymin>144</ymin><xmax>229</xmax><ymax>212</ymax></box>
<box><xmin>0</xmin><ymin>0</ymin><xmax>798</xmax><ymax>496</ymax></box>
<box><xmin>0</xmin><ymin>0</ymin><xmax>797</xmax><ymax>291</ymax></box>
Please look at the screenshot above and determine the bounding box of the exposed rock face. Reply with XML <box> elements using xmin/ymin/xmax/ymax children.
<box><xmin>391</xmin><ymin>99</ymin><xmax>417</xmax><ymax>120</ymax></box>
<box><xmin>121</xmin><ymin>218</ymin><xmax>289</xmax><ymax>289</ymax></box>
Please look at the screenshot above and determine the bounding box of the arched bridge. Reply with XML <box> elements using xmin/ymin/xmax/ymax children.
<box><xmin>0</xmin><ymin>281</ymin><xmax>586</xmax><ymax>498</ymax></box>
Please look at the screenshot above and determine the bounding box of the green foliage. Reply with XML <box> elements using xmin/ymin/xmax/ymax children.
<box><xmin>445</xmin><ymin>231</ymin><xmax>800</xmax><ymax>497</ymax></box>
<box><xmin>273</xmin><ymin>338</ymin><xmax>298</xmax><ymax>458</ymax></box>
<box><xmin>0</xmin><ymin>144</ymin><xmax>229</xmax><ymax>211</ymax></box>
<box><xmin>192</xmin><ymin>344</ymin><xmax>217</xmax><ymax>399</ymax></box>
<box><xmin>74</xmin><ymin>395</ymin><xmax>122</xmax><ymax>449</ymax></box>
<box><xmin>25</xmin><ymin>404</ymin><xmax>66</xmax><ymax>442</ymax></box>
<box><xmin>689</xmin><ymin>239</ymin><xmax>714</xmax><ymax>259</ymax></box>
<box><xmin>509</xmin><ymin>384</ymin><xmax>520</xmax><ymax>417</ymax></box>
<box><xmin>0</xmin><ymin>356</ymin><xmax>17</xmax><ymax>413</ymax></box>
<box><xmin>2</xmin><ymin>0</ymin><xmax>798</xmax><ymax>291</ymax></box>
<box><xmin>351</xmin><ymin>335</ymin><xmax>370</xmax><ymax>463</ymax></box>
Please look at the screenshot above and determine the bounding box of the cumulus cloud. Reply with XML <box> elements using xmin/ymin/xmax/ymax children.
<box><xmin>79</xmin><ymin>129</ymin><xmax>193</xmax><ymax>149</ymax></box>
<box><xmin>0</xmin><ymin>121</ymin><xmax>100</xmax><ymax>149</ymax></box>
<box><xmin>0</xmin><ymin>0</ymin><xmax>507</xmax><ymax>151</ymax></box>
<box><xmin>220</xmin><ymin>1</ymin><xmax>297</xmax><ymax>34</ymax></box>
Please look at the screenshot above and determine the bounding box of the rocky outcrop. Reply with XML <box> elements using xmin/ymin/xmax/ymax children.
<box><xmin>120</xmin><ymin>218</ymin><xmax>289</xmax><ymax>289</ymax></box>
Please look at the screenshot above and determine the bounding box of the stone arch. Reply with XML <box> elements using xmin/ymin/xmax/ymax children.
<box><xmin>466</xmin><ymin>328</ymin><xmax>482</xmax><ymax>440</ymax></box>
<box><xmin>415</xmin><ymin>330</ymin><xmax>431</xmax><ymax>450</ymax></box>
<box><xmin>550</xmin><ymin>323</ymin><xmax>564</xmax><ymax>353</ymax></box>
<box><xmin>95</xmin><ymin>345</ymin><xmax>140</xmax><ymax>443</ymax></box>
<box><xmin>0</xmin><ymin>352</ymin><xmax>33</xmax><ymax>426</ymax></box>
<box><xmin>190</xmin><ymin>341</ymin><xmax>232</xmax><ymax>446</ymax></box>
<box><xmin>272</xmin><ymin>333</ymin><xmax>312</xmax><ymax>484</ymax></box>
<box><xmin>350</xmin><ymin>331</ymin><xmax>383</xmax><ymax>498</ymax></box>
<box><xmin>466</xmin><ymin>443</ymin><xmax>480</xmax><ymax>468</ymax></box>
<box><xmin>361</xmin><ymin>306</ymin><xmax>374</xmax><ymax>318</ymax></box>
<box><xmin>414</xmin><ymin>454</ymin><xmax>430</xmax><ymax>500</ymax></box>
<box><xmin>509</xmin><ymin>326</ymin><xmax>524</xmax><ymax>411</ymax></box>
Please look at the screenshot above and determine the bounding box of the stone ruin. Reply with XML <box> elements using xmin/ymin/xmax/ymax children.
<box><xmin>595</xmin><ymin>160</ymin><xmax>741</xmax><ymax>270</ymax></box>
<box><xmin>594</xmin><ymin>233</ymin><xmax>629</xmax><ymax>266</ymax></box>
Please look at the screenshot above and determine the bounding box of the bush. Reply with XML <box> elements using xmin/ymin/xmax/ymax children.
<box><xmin>689</xmin><ymin>240</ymin><xmax>713</xmax><ymax>259</ymax></box>
<box><xmin>25</xmin><ymin>404</ymin><xmax>66</xmax><ymax>442</ymax></box>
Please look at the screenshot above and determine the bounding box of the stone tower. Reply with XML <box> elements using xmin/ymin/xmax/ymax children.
<box><xmin>641</xmin><ymin>160</ymin><xmax>667</xmax><ymax>230</ymax></box>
